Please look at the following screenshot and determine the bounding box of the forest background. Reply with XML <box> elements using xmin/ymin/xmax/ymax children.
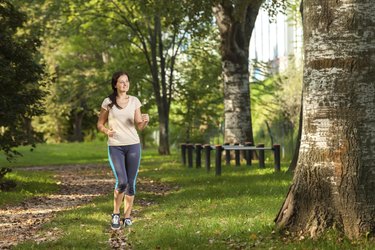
<box><xmin>2</xmin><ymin>0</ymin><xmax>375</xmax><ymax>247</ymax></box>
<box><xmin>0</xmin><ymin>0</ymin><xmax>302</xmax><ymax>160</ymax></box>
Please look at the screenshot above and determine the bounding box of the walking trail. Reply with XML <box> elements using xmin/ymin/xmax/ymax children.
<box><xmin>0</xmin><ymin>164</ymin><xmax>174</xmax><ymax>249</ymax></box>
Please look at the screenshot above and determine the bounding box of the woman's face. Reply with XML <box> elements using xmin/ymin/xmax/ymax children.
<box><xmin>116</xmin><ymin>74</ymin><xmax>130</xmax><ymax>93</ymax></box>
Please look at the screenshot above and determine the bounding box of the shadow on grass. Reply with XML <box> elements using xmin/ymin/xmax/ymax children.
<box><xmin>127</xmin><ymin>158</ymin><xmax>295</xmax><ymax>249</ymax></box>
<box><xmin>13</xmin><ymin>195</ymin><xmax>114</xmax><ymax>250</ymax></box>
<box><xmin>0</xmin><ymin>171</ymin><xmax>59</xmax><ymax>207</ymax></box>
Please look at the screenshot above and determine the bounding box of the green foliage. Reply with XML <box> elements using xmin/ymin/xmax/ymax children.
<box><xmin>5</xmin><ymin>0</ymin><xmax>304</xmax><ymax>156</ymax></box>
<box><xmin>250</xmin><ymin>57</ymin><xmax>302</xmax><ymax>160</ymax></box>
<box><xmin>262</xmin><ymin>0</ymin><xmax>289</xmax><ymax>21</ymax></box>
<box><xmin>0</xmin><ymin>0</ymin><xmax>46</xmax><ymax>160</ymax></box>
<box><xmin>12</xmin><ymin>0</ymin><xmax>214</xmax><ymax>152</ymax></box>
<box><xmin>172</xmin><ymin>28</ymin><xmax>223</xmax><ymax>145</ymax></box>
<box><xmin>249</xmin><ymin>0</ymin><xmax>303</xmax><ymax>159</ymax></box>
<box><xmin>31</xmin><ymin>3</ymin><xmax>116</xmax><ymax>142</ymax></box>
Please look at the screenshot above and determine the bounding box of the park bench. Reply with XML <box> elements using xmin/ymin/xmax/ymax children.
<box><xmin>180</xmin><ymin>143</ymin><xmax>281</xmax><ymax>176</ymax></box>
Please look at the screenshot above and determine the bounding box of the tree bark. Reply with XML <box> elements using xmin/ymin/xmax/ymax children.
<box><xmin>72</xmin><ymin>110</ymin><xmax>84</xmax><ymax>142</ymax></box>
<box><xmin>222</xmin><ymin>60</ymin><xmax>253</xmax><ymax>144</ymax></box>
<box><xmin>275</xmin><ymin>0</ymin><xmax>375</xmax><ymax>239</ymax></box>
<box><xmin>213</xmin><ymin>0</ymin><xmax>263</xmax><ymax>144</ymax></box>
<box><xmin>156</xmin><ymin>87</ymin><xmax>170</xmax><ymax>154</ymax></box>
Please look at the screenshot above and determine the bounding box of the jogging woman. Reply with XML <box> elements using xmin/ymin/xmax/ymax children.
<box><xmin>97</xmin><ymin>71</ymin><xmax>149</xmax><ymax>230</ymax></box>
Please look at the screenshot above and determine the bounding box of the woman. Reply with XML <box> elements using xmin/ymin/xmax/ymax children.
<box><xmin>97</xmin><ymin>71</ymin><xmax>149</xmax><ymax>230</ymax></box>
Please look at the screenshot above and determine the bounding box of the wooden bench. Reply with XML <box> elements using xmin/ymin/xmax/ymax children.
<box><xmin>180</xmin><ymin>143</ymin><xmax>281</xmax><ymax>176</ymax></box>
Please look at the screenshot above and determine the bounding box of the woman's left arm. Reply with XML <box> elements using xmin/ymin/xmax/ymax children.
<box><xmin>134</xmin><ymin>108</ymin><xmax>149</xmax><ymax>131</ymax></box>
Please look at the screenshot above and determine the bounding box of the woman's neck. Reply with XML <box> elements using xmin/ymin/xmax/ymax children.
<box><xmin>117</xmin><ymin>92</ymin><xmax>129</xmax><ymax>100</ymax></box>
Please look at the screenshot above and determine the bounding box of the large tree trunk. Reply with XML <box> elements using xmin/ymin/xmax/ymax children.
<box><xmin>222</xmin><ymin>60</ymin><xmax>253</xmax><ymax>143</ymax></box>
<box><xmin>213</xmin><ymin>1</ymin><xmax>263</xmax><ymax>144</ymax></box>
<box><xmin>275</xmin><ymin>0</ymin><xmax>375</xmax><ymax>239</ymax></box>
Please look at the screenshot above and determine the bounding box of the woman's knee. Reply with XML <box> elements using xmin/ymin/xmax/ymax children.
<box><xmin>117</xmin><ymin>182</ymin><xmax>127</xmax><ymax>193</ymax></box>
<box><xmin>125</xmin><ymin>183</ymin><xmax>135</xmax><ymax>196</ymax></box>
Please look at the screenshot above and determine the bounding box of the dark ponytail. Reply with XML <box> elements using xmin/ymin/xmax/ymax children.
<box><xmin>107</xmin><ymin>71</ymin><xmax>130</xmax><ymax>109</ymax></box>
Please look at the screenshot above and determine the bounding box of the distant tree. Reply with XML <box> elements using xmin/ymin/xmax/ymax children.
<box><xmin>19</xmin><ymin>0</ymin><xmax>148</xmax><ymax>143</ymax></box>
<box><xmin>45</xmin><ymin>0</ymin><xmax>213</xmax><ymax>154</ymax></box>
<box><xmin>212</xmin><ymin>0</ymin><xmax>262</xmax><ymax>144</ymax></box>
<box><xmin>0</xmin><ymin>0</ymin><xmax>45</xmax><ymax>160</ymax></box>
<box><xmin>275</xmin><ymin>0</ymin><xmax>375</xmax><ymax>239</ymax></box>
<box><xmin>212</xmin><ymin>0</ymin><xmax>287</xmax><ymax>145</ymax></box>
<box><xmin>174</xmin><ymin>30</ymin><xmax>223</xmax><ymax>144</ymax></box>
<box><xmin>43</xmin><ymin>34</ymin><xmax>112</xmax><ymax>142</ymax></box>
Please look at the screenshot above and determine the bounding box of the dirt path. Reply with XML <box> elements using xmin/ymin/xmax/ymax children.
<box><xmin>0</xmin><ymin>164</ymin><xmax>175</xmax><ymax>249</ymax></box>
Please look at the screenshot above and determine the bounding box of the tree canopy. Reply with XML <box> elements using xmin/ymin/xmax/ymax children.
<box><xmin>0</xmin><ymin>0</ymin><xmax>46</xmax><ymax>160</ymax></box>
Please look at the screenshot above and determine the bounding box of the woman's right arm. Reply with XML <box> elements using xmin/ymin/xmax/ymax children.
<box><xmin>97</xmin><ymin>108</ymin><xmax>110</xmax><ymax>135</ymax></box>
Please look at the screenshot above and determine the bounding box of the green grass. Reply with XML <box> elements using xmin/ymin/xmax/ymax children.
<box><xmin>0</xmin><ymin>141</ymin><xmax>108</xmax><ymax>168</ymax></box>
<box><xmin>0</xmin><ymin>170</ymin><xmax>59</xmax><ymax>207</ymax></box>
<box><xmin>2</xmin><ymin>142</ymin><xmax>374</xmax><ymax>249</ymax></box>
<box><xmin>133</xmin><ymin>157</ymin><xmax>291</xmax><ymax>250</ymax></box>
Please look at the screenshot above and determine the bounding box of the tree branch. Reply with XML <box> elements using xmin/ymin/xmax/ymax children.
<box><xmin>108</xmin><ymin>0</ymin><xmax>152</xmax><ymax>68</ymax></box>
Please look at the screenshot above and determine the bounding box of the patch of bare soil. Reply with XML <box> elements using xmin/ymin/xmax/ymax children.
<box><xmin>0</xmin><ymin>164</ymin><xmax>176</xmax><ymax>249</ymax></box>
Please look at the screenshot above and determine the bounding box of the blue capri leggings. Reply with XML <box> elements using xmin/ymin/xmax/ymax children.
<box><xmin>108</xmin><ymin>144</ymin><xmax>141</xmax><ymax>196</ymax></box>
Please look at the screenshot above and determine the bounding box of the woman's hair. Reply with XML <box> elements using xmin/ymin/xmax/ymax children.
<box><xmin>107</xmin><ymin>71</ymin><xmax>130</xmax><ymax>109</ymax></box>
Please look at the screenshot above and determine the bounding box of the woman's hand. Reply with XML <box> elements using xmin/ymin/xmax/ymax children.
<box><xmin>135</xmin><ymin>108</ymin><xmax>149</xmax><ymax>130</ymax></box>
<box><xmin>106</xmin><ymin>128</ymin><xmax>116</xmax><ymax>137</ymax></box>
<box><xmin>141</xmin><ymin>114</ymin><xmax>149</xmax><ymax>126</ymax></box>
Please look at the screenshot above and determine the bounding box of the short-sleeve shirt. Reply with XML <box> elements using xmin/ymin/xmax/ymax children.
<box><xmin>101</xmin><ymin>96</ymin><xmax>142</xmax><ymax>146</ymax></box>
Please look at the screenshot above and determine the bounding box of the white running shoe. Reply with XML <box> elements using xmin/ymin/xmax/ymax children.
<box><xmin>111</xmin><ymin>214</ymin><xmax>121</xmax><ymax>230</ymax></box>
<box><xmin>123</xmin><ymin>218</ymin><xmax>132</xmax><ymax>227</ymax></box>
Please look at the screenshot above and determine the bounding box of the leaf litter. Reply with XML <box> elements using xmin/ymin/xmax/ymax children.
<box><xmin>0</xmin><ymin>164</ymin><xmax>175</xmax><ymax>249</ymax></box>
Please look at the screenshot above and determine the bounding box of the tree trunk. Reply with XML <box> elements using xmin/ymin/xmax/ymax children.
<box><xmin>288</xmin><ymin>100</ymin><xmax>302</xmax><ymax>172</ymax></box>
<box><xmin>265</xmin><ymin>120</ymin><xmax>274</xmax><ymax>146</ymax></box>
<box><xmin>222</xmin><ymin>60</ymin><xmax>253</xmax><ymax>144</ymax></box>
<box><xmin>147</xmin><ymin>15</ymin><xmax>171</xmax><ymax>155</ymax></box>
<box><xmin>213</xmin><ymin>1</ymin><xmax>263</xmax><ymax>144</ymax></box>
<box><xmin>275</xmin><ymin>0</ymin><xmax>375</xmax><ymax>239</ymax></box>
<box><xmin>140</xmin><ymin>131</ymin><xmax>147</xmax><ymax>149</ymax></box>
<box><xmin>72</xmin><ymin>111</ymin><xmax>84</xmax><ymax>142</ymax></box>
<box><xmin>157</xmin><ymin>100</ymin><xmax>170</xmax><ymax>155</ymax></box>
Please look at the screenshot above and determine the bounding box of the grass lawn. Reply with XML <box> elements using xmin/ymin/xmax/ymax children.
<box><xmin>0</xmin><ymin>141</ymin><xmax>108</xmax><ymax>168</ymax></box>
<box><xmin>0</xmin><ymin>170</ymin><xmax>59</xmax><ymax>207</ymax></box>
<box><xmin>1</xmin><ymin>142</ymin><xmax>373</xmax><ymax>249</ymax></box>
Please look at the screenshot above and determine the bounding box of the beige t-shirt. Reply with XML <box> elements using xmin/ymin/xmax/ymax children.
<box><xmin>101</xmin><ymin>96</ymin><xmax>142</xmax><ymax>146</ymax></box>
